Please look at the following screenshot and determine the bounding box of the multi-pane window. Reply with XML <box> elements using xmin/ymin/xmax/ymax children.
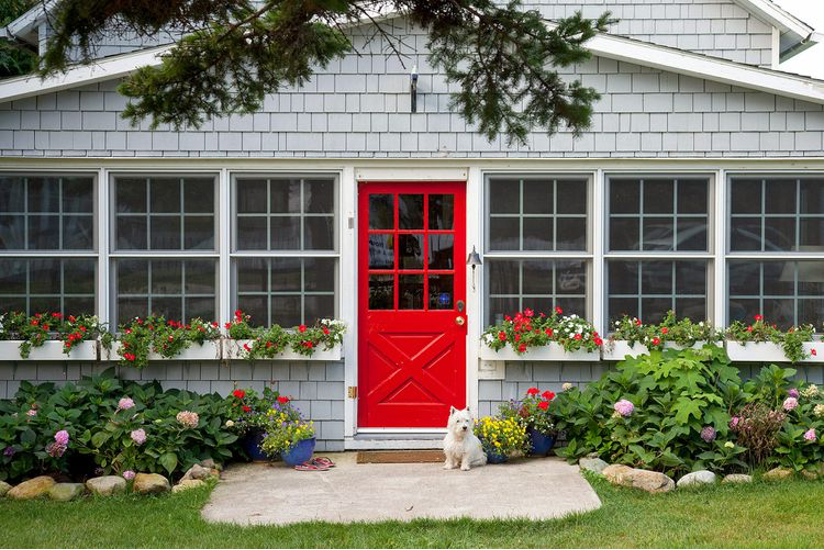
<box><xmin>606</xmin><ymin>176</ymin><xmax>711</xmax><ymax>325</ymax></box>
<box><xmin>0</xmin><ymin>175</ymin><xmax>96</xmax><ymax>316</ymax></box>
<box><xmin>728</xmin><ymin>176</ymin><xmax>824</xmax><ymax>328</ymax></box>
<box><xmin>233</xmin><ymin>176</ymin><xmax>337</xmax><ymax>327</ymax></box>
<box><xmin>485</xmin><ymin>175</ymin><xmax>589</xmax><ymax>324</ymax></box>
<box><xmin>111</xmin><ymin>175</ymin><xmax>218</xmax><ymax>325</ymax></box>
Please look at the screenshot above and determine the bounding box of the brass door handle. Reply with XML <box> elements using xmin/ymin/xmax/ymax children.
<box><xmin>455</xmin><ymin>316</ymin><xmax>466</xmax><ymax>326</ymax></box>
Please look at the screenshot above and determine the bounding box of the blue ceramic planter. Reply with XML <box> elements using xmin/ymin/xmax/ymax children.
<box><xmin>486</xmin><ymin>450</ymin><xmax>508</xmax><ymax>464</ymax></box>
<box><xmin>528</xmin><ymin>428</ymin><xmax>556</xmax><ymax>456</ymax></box>
<box><xmin>242</xmin><ymin>429</ymin><xmax>269</xmax><ymax>462</ymax></box>
<box><xmin>282</xmin><ymin>437</ymin><xmax>316</xmax><ymax>466</ymax></box>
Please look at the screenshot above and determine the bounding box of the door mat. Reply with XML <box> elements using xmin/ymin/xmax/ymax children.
<box><xmin>356</xmin><ymin>450</ymin><xmax>445</xmax><ymax>464</ymax></box>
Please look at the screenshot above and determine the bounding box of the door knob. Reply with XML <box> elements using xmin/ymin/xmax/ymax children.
<box><xmin>455</xmin><ymin>316</ymin><xmax>466</xmax><ymax>326</ymax></box>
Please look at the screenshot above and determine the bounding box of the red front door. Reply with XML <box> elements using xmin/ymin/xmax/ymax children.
<box><xmin>358</xmin><ymin>182</ymin><xmax>467</xmax><ymax>428</ymax></box>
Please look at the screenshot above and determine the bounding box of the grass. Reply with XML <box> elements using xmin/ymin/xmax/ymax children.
<box><xmin>1</xmin><ymin>475</ymin><xmax>822</xmax><ymax>548</ymax></box>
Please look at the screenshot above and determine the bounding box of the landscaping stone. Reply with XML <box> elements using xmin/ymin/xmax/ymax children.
<box><xmin>133</xmin><ymin>473</ymin><xmax>170</xmax><ymax>495</ymax></box>
<box><xmin>181</xmin><ymin>464</ymin><xmax>218</xmax><ymax>482</ymax></box>
<box><xmin>48</xmin><ymin>483</ymin><xmax>85</xmax><ymax>502</ymax></box>
<box><xmin>579</xmin><ymin>457</ymin><xmax>609</xmax><ymax>474</ymax></box>
<box><xmin>7</xmin><ymin>476</ymin><xmax>54</xmax><ymax>500</ymax></box>
<box><xmin>0</xmin><ymin>481</ymin><xmax>11</xmax><ymax>497</ymax></box>
<box><xmin>677</xmin><ymin>470</ymin><xmax>716</xmax><ymax>487</ymax></box>
<box><xmin>722</xmin><ymin>474</ymin><xmax>753</xmax><ymax>484</ymax></box>
<box><xmin>800</xmin><ymin>470</ymin><xmax>818</xmax><ymax>481</ymax></box>
<box><xmin>173</xmin><ymin>479</ymin><xmax>205</xmax><ymax>493</ymax></box>
<box><xmin>763</xmin><ymin>467</ymin><xmax>794</xmax><ymax>482</ymax></box>
<box><xmin>801</xmin><ymin>463</ymin><xmax>824</xmax><ymax>481</ymax></box>
<box><xmin>86</xmin><ymin>476</ymin><xmax>126</xmax><ymax>496</ymax></box>
<box><xmin>602</xmin><ymin>465</ymin><xmax>674</xmax><ymax>494</ymax></box>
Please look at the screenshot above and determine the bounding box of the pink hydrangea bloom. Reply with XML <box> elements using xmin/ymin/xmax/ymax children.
<box><xmin>176</xmin><ymin>411</ymin><xmax>200</xmax><ymax>429</ymax></box>
<box><xmin>804</xmin><ymin>428</ymin><xmax>817</xmax><ymax>441</ymax></box>
<box><xmin>729</xmin><ymin>416</ymin><xmax>740</xmax><ymax>428</ymax></box>
<box><xmin>117</xmin><ymin>397</ymin><xmax>135</xmax><ymax>411</ymax></box>
<box><xmin>788</xmin><ymin>388</ymin><xmax>800</xmax><ymax>399</ymax></box>
<box><xmin>122</xmin><ymin>470</ymin><xmax>136</xmax><ymax>480</ymax></box>
<box><xmin>783</xmin><ymin>397</ymin><xmax>799</xmax><ymax>411</ymax></box>
<box><xmin>130</xmin><ymin>428</ymin><xmax>147</xmax><ymax>446</ymax></box>
<box><xmin>54</xmin><ymin>430</ymin><xmax>69</xmax><ymax>447</ymax></box>
<box><xmin>614</xmin><ymin>399</ymin><xmax>634</xmax><ymax>417</ymax></box>
<box><xmin>26</xmin><ymin>409</ymin><xmax>37</xmax><ymax>417</ymax></box>
<box><xmin>700</xmin><ymin>426</ymin><xmax>716</xmax><ymax>442</ymax></box>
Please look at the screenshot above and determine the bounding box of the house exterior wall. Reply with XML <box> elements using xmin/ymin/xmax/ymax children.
<box><xmin>0</xmin><ymin>359</ymin><xmax>346</xmax><ymax>451</ymax></box>
<box><xmin>525</xmin><ymin>0</ymin><xmax>775</xmax><ymax>67</ymax></box>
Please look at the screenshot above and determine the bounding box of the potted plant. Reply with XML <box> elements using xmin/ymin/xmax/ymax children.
<box><xmin>605</xmin><ymin>310</ymin><xmax>720</xmax><ymax>360</ymax></box>
<box><xmin>474</xmin><ymin>416</ymin><xmax>528</xmax><ymax>464</ymax></box>
<box><xmin>499</xmin><ymin>388</ymin><xmax>558</xmax><ymax>456</ymax></box>
<box><xmin>226</xmin><ymin>387</ymin><xmax>286</xmax><ymax>461</ymax></box>
<box><xmin>260</xmin><ymin>399</ymin><xmax>316</xmax><ymax>466</ymax></box>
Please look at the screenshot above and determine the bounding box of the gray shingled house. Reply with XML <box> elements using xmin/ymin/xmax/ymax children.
<box><xmin>1</xmin><ymin>0</ymin><xmax>824</xmax><ymax>451</ymax></box>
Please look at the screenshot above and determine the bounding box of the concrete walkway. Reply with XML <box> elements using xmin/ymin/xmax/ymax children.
<box><xmin>202</xmin><ymin>453</ymin><xmax>601</xmax><ymax>525</ymax></box>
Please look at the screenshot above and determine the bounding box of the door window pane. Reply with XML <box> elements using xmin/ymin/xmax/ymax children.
<box><xmin>398</xmin><ymin>194</ymin><xmax>424</xmax><ymax>229</ymax></box>
<box><xmin>369</xmin><ymin>275</ymin><xmax>394</xmax><ymax>310</ymax></box>
<box><xmin>398</xmin><ymin>275</ymin><xmax>424</xmax><ymax>309</ymax></box>
<box><xmin>429</xmin><ymin>194</ymin><xmax>454</xmax><ymax>229</ymax></box>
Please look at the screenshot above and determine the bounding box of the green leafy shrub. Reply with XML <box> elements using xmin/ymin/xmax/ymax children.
<box><xmin>0</xmin><ymin>369</ymin><xmax>239</xmax><ymax>482</ymax></box>
<box><xmin>554</xmin><ymin>345</ymin><xmax>748</xmax><ymax>476</ymax></box>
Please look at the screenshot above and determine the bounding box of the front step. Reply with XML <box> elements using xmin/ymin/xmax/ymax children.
<box><xmin>346</xmin><ymin>432</ymin><xmax>445</xmax><ymax>450</ymax></box>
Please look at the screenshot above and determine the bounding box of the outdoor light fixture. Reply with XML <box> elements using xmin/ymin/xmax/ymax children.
<box><xmin>410</xmin><ymin>65</ymin><xmax>419</xmax><ymax>113</ymax></box>
<box><xmin>466</xmin><ymin>245</ymin><xmax>482</xmax><ymax>291</ymax></box>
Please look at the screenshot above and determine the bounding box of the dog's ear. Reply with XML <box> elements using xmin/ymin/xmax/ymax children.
<box><xmin>449</xmin><ymin>406</ymin><xmax>458</xmax><ymax>416</ymax></box>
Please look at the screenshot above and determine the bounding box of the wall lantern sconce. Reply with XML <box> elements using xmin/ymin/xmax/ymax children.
<box><xmin>410</xmin><ymin>65</ymin><xmax>419</xmax><ymax>113</ymax></box>
<box><xmin>466</xmin><ymin>245</ymin><xmax>482</xmax><ymax>291</ymax></box>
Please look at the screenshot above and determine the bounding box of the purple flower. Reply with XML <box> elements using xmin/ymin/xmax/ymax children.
<box><xmin>122</xmin><ymin>470</ymin><xmax>136</xmax><ymax>480</ymax></box>
<box><xmin>788</xmin><ymin>388</ymin><xmax>800</xmax><ymax>399</ymax></box>
<box><xmin>700</xmin><ymin>426</ymin><xmax>716</xmax><ymax>442</ymax></box>
<box><xmin>46</xmin><ymin>442</ymin><xmax>66</xmax><ymax>458</ymax></box>
<box><xmin>729</xmin><ymin>416</ymin><xmax>740</xmax><ymax>429</ymax></box>
<box><xmin>613</xmin><ymin>399</ymin><xmax>634</xmax><ymax>417</ymax></box>
<box><xmin>130</xmin><ymin>428</ymin><xmax>147</xmax><ymax>446</ymax></box>
<box><xmin>117</xmin><ymin>397</ymin><xmax>135</xmax><ymax>411</ymax></box>
<box><xmin>804</xmin><ymin>428</ymin><xmax>817</xmax><ymax>441</ymax></box>
<box><xmin>54</xmin><ymin>430</ymin><xmax>69</xmax><ymax>447</ymax></box>
<box><xmin>783</xmin><ymin>397</ymin><xmax>799</xmax><ymax>411</ymax></box>
<box><xmin>3</xmin><ymin>446</ymin><xmax>16</xmax><ymax>458</ymax></box>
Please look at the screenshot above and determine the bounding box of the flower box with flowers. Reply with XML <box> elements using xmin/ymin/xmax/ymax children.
<box><xmin>102</xmin><ymin>317</ymin><xmax>223</xmax><ymax>367</ymax></box>
<box><xmin>725</xmin><ymin>315</ymin><xmax>821</xmax><ymax>364</ymax></box>
<box><xmin>0</xmin><ymin>340</ymin><xmax>98</xmax><ymax>361</ymax></box>
<box><xmin>0</xmin><ymin>312</ymin><xmax>105</xmax><ymax>361</ymax></box>
<box><xmin>104</xmin><ymin>339</ymin><xmax>222</xmax><ymax>362</ymax></box>
<box><xmin>223</xmin><ymin>312</ymin><xmax>345</xmax><ymax>361</ymax></box>
<box><xmin>603</xmin><ymin>312</ymin><xmax>718</xmax><ymax>361</ymax></box>
<box><xmin>481</xmin><ymin>308</ymin><xmax>602</xmax><ymax>362</ymax></box>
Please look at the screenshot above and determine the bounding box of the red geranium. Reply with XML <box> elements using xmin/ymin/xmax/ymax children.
<box><xmin>518</xmin><ymin>343</ymin><xmax>527</xmax><ymax>353</ymax></box>
<box><xmin>298</xmin><ymin>325</ymin><xmax>307</xmax><ymax>333</ymax></box>
<box><xmin>278</xmin><ymin>396</ymin><xmax>290</xmax><ymax>404</ymax></box>
<box><xmin>754</xmin><ymin>314</ymin><xmax>763</xmax><ymax>321</ymax></box>
<box><xmin>233</xmin><ymin>389</ymin><xmax>246</xmax><ymax>399</ymax></box>
<box><xmin>554</xmin><ymin>306</ymin><xmax>563</xmax><ymax>315</ymax></box>
<box><xmin>542</xmin><ymin>391</ymin><xmax>555</xmax><ymax>401</ymax></box>
<box><xmin>498</xmin><ymin>331</ymin><xmax>507</xmax><ymax>341</ymax></box>
<box><xmin>242</xmin><ymin>405</ymin><xmax>251</xmax><ymax>413</ymax></box>
<box><xmin>526</xmin><ymin>387</ymin><xmax>540</xmax><ymax>396</ymax></box>
<box><xmin>538</xmin><ymin>400</ymin><xmax>549</xmax><ymax>411</ymax></box>
<box><xmin>652</xmin><ymin>337</ymin><xmax>661</xmax><ymax>346</ymax></box>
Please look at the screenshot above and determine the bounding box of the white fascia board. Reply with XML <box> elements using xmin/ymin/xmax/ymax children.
<box><xmin>0</xmin><ymin>45</ymin><xmax>171</xmax><ymax>104</ymax></box>
<box><xmin>5</xmin><ymin>1</ymin><xmax>54</xmax><ymax>45</ymax></box>
<box><xmin>731</xmin><ymin>0</ymin><xmax>814</xmax><ymax>38</ymax></box>
<box><xmin>2</xmin><ymin>16</ymin><xmax>824</xmax><ymax>106</ymax></box>
<box><xmin>586</xmin><ymin>33</ymin><xmax>824</xmax><ymax>105</ymax></box>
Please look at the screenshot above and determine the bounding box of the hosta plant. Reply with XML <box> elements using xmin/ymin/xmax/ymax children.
<box><xmin>610</xmin><ymin>310</ymin><xmax>720</xmax><ymax>351</ymax></box>
<box><xmin>726</xmin><ymin>314</ymin><xmax>815</xmax><ymax>363</ymax></box>
<box><xmin>482</xmin><ymin>307</ymin><xmax>603</xmax><ymax>355</ymax></box>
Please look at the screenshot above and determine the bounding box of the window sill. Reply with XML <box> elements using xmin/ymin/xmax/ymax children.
<box><xmin>224</xmin><ymin>339</ymin><xmax>343</xmax><ymax>361</ymax></box>
<box><xmin>479</xmin><ymin>344</ymin><xmax>598</xmax><ymax>362</ymax></box>
<box><xmin>0</xmin><ymin>340</ymin><xmax>98</xmax><ymax>361</ymax></box>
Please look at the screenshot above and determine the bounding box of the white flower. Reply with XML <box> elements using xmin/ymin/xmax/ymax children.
<box><xmin>562</xmin><ymin>382</ymin><xmax>573</xmax><ymax>391</ymax></box>
<box><xmin>225</xmin><ymin>420</ymin><xmax>235</xmax><ymax>428</ymax></box>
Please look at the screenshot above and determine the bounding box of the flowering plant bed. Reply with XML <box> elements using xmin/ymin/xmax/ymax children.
<box><xmin>224</xmin><ymin>312</ymin><xmax>345</xmax><ymax>361</ymax></box>
<box><xmin>103</xmin><ymin>316</ymin><xmax>221</xmax><ymax>368</ymax></box>
<box><xmin>726</xmin><ymin>315</ymin><xmax>817</xmax><ymax>363</ymax></box>
<box><xmin>0</xmin><ymin>312</ymin><xmax>107</xmax><ymax>360</ymax></box>
<box><xmin>482</xmin><ymin>307</ymin><xmax>602</xmax><ymax>360</ymax></box>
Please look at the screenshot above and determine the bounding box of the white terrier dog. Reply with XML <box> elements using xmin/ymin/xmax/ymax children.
<box><xmin>443</xmin><ymin>406</ymin><xmax>487</xmax><ymax>471</ymax></box>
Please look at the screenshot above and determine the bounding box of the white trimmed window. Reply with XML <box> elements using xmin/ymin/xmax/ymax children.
<box><xmin>728</xmin><ymin>175</ymin><xmax>824</xmax><ymax>328</ymax></box>
<box><xmin>0</xmin><ymin>174</ymin><xmax>97</xmax><ymax>315</ymax></box>
<box><xmin>484</xmin><ymin>175</ymin><xmax>590</xmax><ymax>324</ymax></box>
<box><xmin>605</xmin><ymin>175</ymin><xmax>712</xmax><ymax>325</ymax></box>
<box><xmin>111</xmin><ymin>175</ymin><xmax>218</xmax><ymax>324</ymax></box>
<box><xmin>232</xmin><ymin>175</ymin><xmax>337</xmax><ymax>326</ymax></box>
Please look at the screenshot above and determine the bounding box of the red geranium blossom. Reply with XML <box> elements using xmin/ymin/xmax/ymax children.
<box><xmin>554</xmin><ymin>306</ymin><xmax>563</xmax><ymax>315</ymax></box>
<box><xmin>233</xmin><ymin>389</ymin><xmax>246</xmax><ymax>399</ymax></box>
<box><xmin>299</xmin><ymin>325</ymin><xmax>307</xmax><ymax>333</ymax></box>
<box><xmin>542</xmin><ymin>391</ymin><xmax>555</xmax><ymax>401</ymax></box>
<box><xmin>526</xmin><ymin>387</ymin><xmax>540</xmax><ymax>395</ymax></box>
<box><xmin>498</xmin><ymin>331</ymin><xmax>507</xmax><ymax>341</ymax></box>
<box><xmin>652</xmin><ymin>337</ymin><xmax>661</xmax><ymax>346</ymax></box>
<box><xmin>754</xmin><ymin>314</ymin><xmax>763</xmax><ymax>321</ymax></box>
<box><xmin>545</xmin><ymin>328</ymin><xmax>553</xmax><ymax>337</ymax></box>
<box><xmin>537</xmin><ymin>400</ymin><xmax>550</xmax><ymax>411</ymax></box>
<box><xmin>524</xmin><ymin>308</ymin><xmax>534</xmax><ymax>318</ymax></box>
<box><xmin>518</xmin><ymin>343</ymin><xmax>527</xmax><ymax>352</ymax></box>
<box><xmin>242</xmin><ymin>405</ymin><xmax>251</xmax><ymax>413</ymax></box>
<box><xmin>278</xmin><ymin>396</ymin><xmax>290</xmax><ymax>404</ymax></box>
<box><xmin>661</xmin><ymin>327</ymin><xmax>668</xmax><ymax>334</ymax></box>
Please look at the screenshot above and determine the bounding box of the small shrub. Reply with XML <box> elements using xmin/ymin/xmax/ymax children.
<box><xmin>729</xmin><ymin>403</ymin><xmax>786</xmax><ymax>466</ymax></box>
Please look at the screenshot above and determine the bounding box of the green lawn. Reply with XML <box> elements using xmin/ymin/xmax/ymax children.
<box><xmin>1</xmin><ymin>475</ymin><xmax>821</xmax><ymax>548</ymax></box>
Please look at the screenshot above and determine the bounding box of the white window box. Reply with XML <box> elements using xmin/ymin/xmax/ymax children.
<box><xmin>103</xmin><ymin>340</ymin><xmax>223</xmax><ymax>362</ymax></box>
<box><xmin>0</xmin><ymin>340</ymin><xmax>98</xmax><ymax>361</ymax></box>
<box><xmin>602</xmin><ymin>341</ymin><xmax>707</xmax><ymax>361</ymax></box>
<box><xmin>725</xmin><ymin>341</ymin><xmax>824</xmax><ymax>363</ymax></box>
<box><xmin>479</xmin><ymin>344</ymin><xmax>599</xmax><ymax>362</ymax></box>
<box><xmin>224</xmin><ymin>339</ymin><xmax>343</xmax><ymax>361</ymax></box>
